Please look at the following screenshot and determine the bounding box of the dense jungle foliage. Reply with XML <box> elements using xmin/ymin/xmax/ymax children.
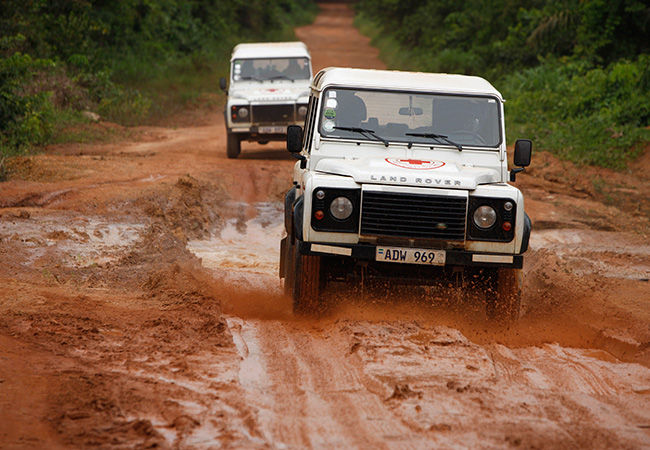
<box><xmin>0</xmin><ymin>0</ymin><xmax>316</xmax><ymax>161</ymax></box>
<box><xmin>355</xmin><ymin>0</ymin><xmax>650</xmax><ymax>168</ymax></box>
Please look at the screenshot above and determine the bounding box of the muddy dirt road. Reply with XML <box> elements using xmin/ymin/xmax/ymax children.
<box><xmin>1</xmin><ymin>3</ymin><xmax>649</xmax><ymax>448</ymax></box>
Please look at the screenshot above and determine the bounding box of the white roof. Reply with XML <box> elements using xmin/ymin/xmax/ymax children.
<box><xmin>231</xmin><ymin>42</ymin><xmax>310</xmax><ymax>60</ymax></box>
<box><xmin>313</xmin><ymin>67</ymin><xmax>503</xmax><ymax>100</ymax></box>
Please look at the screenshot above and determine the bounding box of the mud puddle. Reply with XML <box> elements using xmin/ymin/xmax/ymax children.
<box><xmin>0</xmin><ymin>211</ymin><xmax>144</xmax><ymax>268</ymax></box>
<box><xmin>188</xmin><ymin>201</ymin><xmax>284</xmax><ymax>288</ymax></box>
<box><xmin>531</xmin><ymin>229</ymin><xmax>650</xmax><ymax>280</ymax></box>
<box><xmin>187</xmin><ymin>201</ymin><xmax>650</xmax><ymax>448</ymax></box>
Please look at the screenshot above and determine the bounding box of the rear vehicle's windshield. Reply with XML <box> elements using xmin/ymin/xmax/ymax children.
<box><xmin>232</xmin><ymin>57</ymin><xmax>311</xmax><ymax>82</ymax></box>
<box><xmin>318</xmin><ymin>88</ymin><xmax>502</xmax><ymax>148</ymax></box>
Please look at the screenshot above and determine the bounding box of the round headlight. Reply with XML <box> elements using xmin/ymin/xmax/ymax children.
<box><xmin>329</xmin><ymin>196</ymin><xmax>353</xmax><ymax>220</ymax></box>
<box><xmin>473</xmin><ymin>205</ymin><xmax>497</xmax><ymax>229</ymax></box>
<box><xmin>238</xmin><ymin>107</ymin><xmax>248</xmax><ymax>118</ymax></box>
<box><xmin>298</xmin><ymin>105</ymin><xmax>308</xmax><ymax>117</ymax></box>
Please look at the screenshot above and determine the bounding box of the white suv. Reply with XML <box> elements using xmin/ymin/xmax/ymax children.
<box><xmin>280</xmin><ymin>67</ymin><xmax>533</xmax><ymax>321</ymax></box>
<box><xmin>220</xmin><ymin>42</ymin><xmax>313</xmax><ymax>158</ymax></box>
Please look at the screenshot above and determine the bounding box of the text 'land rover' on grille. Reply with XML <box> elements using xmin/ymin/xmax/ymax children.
<box><xmin>220</xmin><ymin>42</ymin><xmax>313</xmax><ymax>158</ymax></box>
<box><xmin>280</xmin><ymin>67</ymin><xmax>533</xmax><ymax>322</ymax></box>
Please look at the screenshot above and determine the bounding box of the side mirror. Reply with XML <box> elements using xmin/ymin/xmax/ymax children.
<box><xmin>219</xmin><ymin>77</ymin><xmax>227</xmax><ymax>91</ymax></box>
<box><xmin>287</xmin><ymin>125</ymin><xmax>303</xmax><ymax>153</ymax></box>
<box><xmin>510</xmin><ymin>139</ymin><xmax>532</xmax><ymax>182</ymax></box>
<box><xmin>514</xmin><ymin>139</ymin><xmax>532</xmax><ymax>167</ymax></box>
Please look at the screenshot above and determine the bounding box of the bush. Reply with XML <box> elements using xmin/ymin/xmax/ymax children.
<box><xmin>354</xmin><ymin>1</ymin><xmax>650</xmax><ymax>168</ymax></box>
<box><xmin>504</xmin><ymin>55</ymin><xmax>650</xmax><ymax>167</ymax></box>
<box><xmin>0</xmin><ymin>0</ymin><xmax>318</xmax><ymax>158</ymax></box>
<box><xmin>0</xmin><ymin>52</ymin><xmax>57</xmax><ymax>156</ymax></box>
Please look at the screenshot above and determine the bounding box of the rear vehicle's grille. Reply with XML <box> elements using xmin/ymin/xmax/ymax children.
<box><xmin>361</xmin><ymin>191</ymin><xmax>467</xmax><ymax>240</ymax></box>
<box><xmin>252</xmin><ymin>104</ymin><xmax>294</xmax><ymax>124</ymax></box>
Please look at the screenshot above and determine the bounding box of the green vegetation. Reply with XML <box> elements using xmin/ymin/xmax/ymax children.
<box><xmin>0</xmin><ymin>0</ymin><xmax>317</xmax><ymax>162</ymax></box>
<box><xmin>355</xmin><ymin>0</ymin><xmax>649</xmax><ymax>168</ymax></box>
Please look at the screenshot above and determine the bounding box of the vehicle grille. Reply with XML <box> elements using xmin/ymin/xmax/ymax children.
<box><xmin>360</xmin><ymin>191</ymin><xmax>467</xmax><ymax>240</ymax></box>
<box><xmin>252</xmin><ymin>104</ymin><xmax>294</xmax><ymax>124</ymax></box>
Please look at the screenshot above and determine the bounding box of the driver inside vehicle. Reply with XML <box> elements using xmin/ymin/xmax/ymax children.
<box><xmin>336</xmin><ymin>91</ymin><xmax>367</xmax><ymax>128</ymax></box>
<box><xmin>432</xmin><ymin>97</ymin><xmax>492</xmax><ymax>145</ymax></box>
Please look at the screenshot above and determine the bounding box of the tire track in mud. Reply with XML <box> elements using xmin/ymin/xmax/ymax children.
<box><xmin>226</xmin><ymin>318</ymin><xmax>421</xmax><ymax>448</ymax></box>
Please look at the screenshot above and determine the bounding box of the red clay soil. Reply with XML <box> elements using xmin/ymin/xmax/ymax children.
<box><xmin>1</xmin><ymin>4</ymin><xmax>648</xmax><ymax>448</ymax></box>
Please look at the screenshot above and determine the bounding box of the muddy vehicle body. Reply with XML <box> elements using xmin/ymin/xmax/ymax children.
<box><xmin>280</xmin><ymin>67</ymin><xmax>533</xmax><ymax>320</ymax></box>
<box><xmin>220</xmin><ymin>42</ymin><xmax>312</xmax><ymax>158</ymax></box>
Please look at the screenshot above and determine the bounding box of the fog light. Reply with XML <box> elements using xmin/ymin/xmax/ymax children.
<box><xmin>502</xmin><ymin>221</ymin><xmax>512</xmax><ymax>231</ymax></box>
<box><xmin>314</xmin><ymin>210</ymin><xmax>324</xmax><ymax>220</ymax></box>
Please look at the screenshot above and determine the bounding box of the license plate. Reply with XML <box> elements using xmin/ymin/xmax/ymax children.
<box><xmin>376</xmin><ymin>246</ymin><xmax>446</xmax><ymax>266</ymax></box>
<box><xmin>258</xmin><ymin>126</ymin><xmax>286</xmax><ymax>134</ymax></box>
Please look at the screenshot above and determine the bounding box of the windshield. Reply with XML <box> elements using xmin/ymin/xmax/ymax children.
<box><xmin>318</xmin><ymin>88</ymin><xmax>501</xmax><ymax>148</ymax></box>
<box><xmin>232</xmin><ymin>57</ymin><xmax>311</xmax><ymax>82</ymax></box>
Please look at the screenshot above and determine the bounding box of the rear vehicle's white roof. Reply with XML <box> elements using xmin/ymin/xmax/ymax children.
<box><xmin>231</xmin><ymin>42</ymin><xmax>310</xmax><ymax>60</ymax></box>
<box><xmin>313</xmin><ymin>67</ymin><xmax>503</xmax><ymax>100</ymax></box>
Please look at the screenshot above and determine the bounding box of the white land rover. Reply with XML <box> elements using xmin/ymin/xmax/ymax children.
<box><xmin>219</xmin><ymin>41</ymin><xmax>313</xmax><ymax>158</ymax></box>
<box><xmin>280</xmin><ymin>67</ymin><xmax>533</xmax><ymax>321</ymax></box>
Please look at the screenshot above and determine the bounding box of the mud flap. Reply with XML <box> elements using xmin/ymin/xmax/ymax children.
<box><xmin>284</xmin><ymin>187</ymin><xmax>297</xmax><ymax>235</ymax></box>
<box><xmin>279</xmin><ymin>236</ymin><xmax>288</xmax><ymax>278</ymax></box>
<box><xmin>519</xmin><ymin>213</ymin><xmax>532</xmax><ymax>254</ymax></box>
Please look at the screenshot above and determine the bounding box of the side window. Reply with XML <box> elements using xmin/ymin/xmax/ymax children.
<box><xmin>302</xmin><ymin>96</ymin><xmax>313</xmax><ymax>149</ymax></box>
<box><xmin>303</xmin><ymin>94</ymin><xmax>319</xmax><ymax>152</ymax></box>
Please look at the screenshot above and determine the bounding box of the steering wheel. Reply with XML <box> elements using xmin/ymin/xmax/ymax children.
<box><xmin>449</xmin><ymin>130</ymin><xmax>487</xmax><ymax>145</ymax></box>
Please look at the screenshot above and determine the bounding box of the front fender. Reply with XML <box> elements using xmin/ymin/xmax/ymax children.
<box><xmin>293</xmin><ymin>195</ymin><xmax>304</xmax><ymax>241</ymax></box>
<box><xmin>519</xmin><ymin>212</ymin><xmax>532</xmax><ymax>254</ymax></box>
<box><xmin>284</xmin><ymin>186</ymin><xmax>297</xmax><ymax>235</ymax></box>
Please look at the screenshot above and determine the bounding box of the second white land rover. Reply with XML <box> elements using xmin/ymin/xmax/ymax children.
<box><xmin>280</xmin><ymin>67</ymin><xmax>533</xmax><ymax>322</ymax></box>
<box><xmin>219</xmin><ymin>41</ymin><xmax>313</xmax><ymax>158</ymax></box>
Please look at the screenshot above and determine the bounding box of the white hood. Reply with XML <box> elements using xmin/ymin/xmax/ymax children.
<box><xmin>315</xmin><ymin>157</ymin><xmax>500</xmax><ymax>190</ymax></box>
<box><xmin>230</xmin><ymin>82</ymin><xmax>309</xmax><ymax>103</ymax></box>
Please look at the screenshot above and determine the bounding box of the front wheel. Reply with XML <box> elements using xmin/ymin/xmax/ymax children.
<box><xmin>226</xmin><ymin>132</ymin><xmax>241</xmax><ymax>158</ymax></box>
<box><xmin>292</xmin><ymin>244</ymin><xmax>322</xmax><ymax>314</ymax></box>
<box><xmin>485</xmin><ymin>268</ymin><xmax>522</xmax><ymax>324</ymax></box>
<box><xmin>280</xmin><ymin>236</ymin><xmax>295</xmax><ymax>296</ymax></box>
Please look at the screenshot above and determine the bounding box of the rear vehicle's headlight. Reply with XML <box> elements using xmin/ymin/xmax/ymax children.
<box><xmin>231</xmin><ymin>105</ymin><xmax>250</xmax><ymax>122</ymax></box>
<box><xmin>473</xmin><ymin>205</ymin><xmax>496</xmax><ymax>229</ymax></box>
<box><xmin>330</xmin><ymin>197</ymin><xmax>353</xmax><ymax>220</ymax></box>
<box><xmin>298</xmin><ymin>105</ymin><xmax>308</xmax><ymax>117</ymax></box>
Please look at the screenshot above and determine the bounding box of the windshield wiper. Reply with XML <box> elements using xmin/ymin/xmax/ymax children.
<box><xmin>238</xmin><ymin>75</ymin><xmax>262</xmax><ymax>82</ymax></box>
<box><xmin>405</xmin><ymin>132</ymin><xmax>463</xmax><ymax>151</ymax></box>
<box><xmin>334</xmin><ymin>126</ymin><xmax>389</xmax><ymax>147</ymax></box>
<box><xmin>267</xmin><ymin>75</ymin><xmax>294</xmax><ymax>82</ymax></box>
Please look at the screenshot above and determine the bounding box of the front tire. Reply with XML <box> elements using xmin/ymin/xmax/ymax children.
<box><xmin>281</xmin><ymin>237</ymin><xmax>295</xmax><ymax>296</ymax></box>
<box><xmin>485</xmin><ymin>268</ymin><xmax>522</xmax><ymax>323</ymax></box>
<box><xmin>226</xmin><ymin>132</ymin><xmax>241</xmax><ymax>159</ymax></box>
<box><xmin>292</xmin><ymin>244</ymin><xmax>322</xmax><ymax>314</ymax></box>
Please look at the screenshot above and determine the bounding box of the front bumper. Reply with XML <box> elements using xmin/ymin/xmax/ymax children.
<box><xmin>297</xmin><ymin>239</ymin><xmax>522</xmax><ymax>269</ymax></box>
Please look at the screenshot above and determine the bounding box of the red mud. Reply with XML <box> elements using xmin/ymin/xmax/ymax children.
<box><xmin>1</xmin><ymin>3</ymin><xmax>649</xmax><ymax>448</ymax></box>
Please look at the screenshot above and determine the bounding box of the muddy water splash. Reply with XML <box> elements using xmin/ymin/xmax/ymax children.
<box><xmin>186</xmin><ymin>199</ymin><xmax>650</xmax><ymax>448</ymax></box>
